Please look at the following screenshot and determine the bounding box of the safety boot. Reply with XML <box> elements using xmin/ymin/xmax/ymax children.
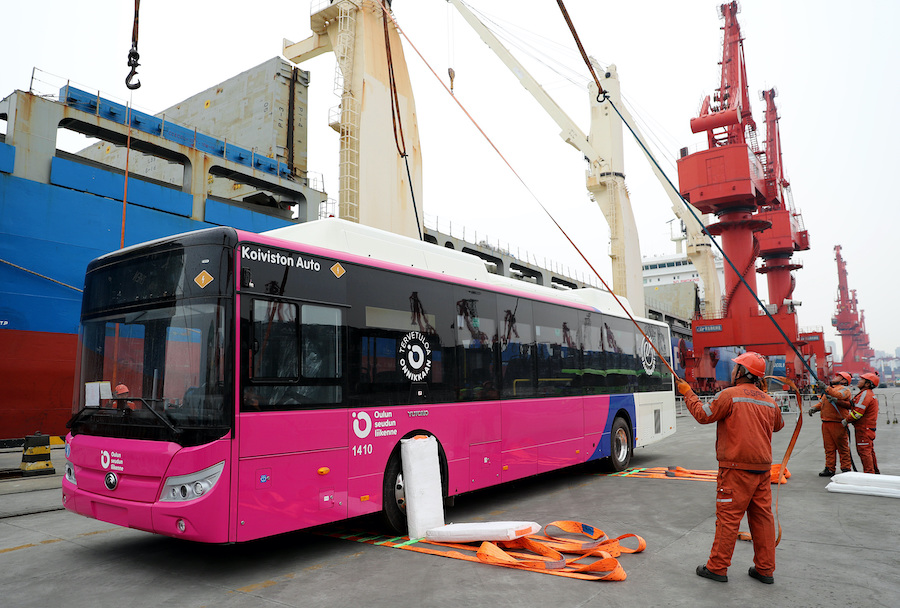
<box><xmin>818</xmin><ymin>468</ymin><xmax>835</xmax><ymax>477</ymax></box>
<box><xmin>749</xmin><ymin>567</ymin><xmax>774</xmax><ymax>584</ymax></box>
<box><xmin>696</xmin><ymin>565</ymin><xmax>727</xmax><ymax>582</ymax></box>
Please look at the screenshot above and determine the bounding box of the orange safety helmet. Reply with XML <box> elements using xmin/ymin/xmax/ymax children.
<box><xmin>833</xmin><ymin>372</ymin><xmax>852</xmax><ymax>385</ymax></box>
<box><xmin>860</xmin><ymin>372</ymin><xmax>879</xmax><ymax>388</ymax></box>
<box><xmin>731</xmin><ymin>352</ymin><xmax>767</xmax><ymax>379</ymax></box>
<box><xmin>114</xmin><ymin>384</ymin><xmax>130</xmax><ymax>395</ymax></box>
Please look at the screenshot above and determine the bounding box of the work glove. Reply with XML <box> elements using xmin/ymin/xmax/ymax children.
<box><xmin>676</xmin><ymin>378</ymin><xmax>692</xmax><ymax>396</ymax></box>
<box><xmin>814</xmin><ymin>381</ymin><xmax>826</xmax><ymax>395</ymax></box>
<box><xmin>807</xmin><ymin>407</ymin><xmax>816</xmax><ymax>417</ymax></box>
<box><xmin>841</xmin><ymin>419</ymin><xmax>849</xmax><ymax>428</ymax></box>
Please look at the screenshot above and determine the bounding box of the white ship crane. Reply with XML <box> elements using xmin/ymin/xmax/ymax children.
<box><xmin>283</xmin><ymin>0</ymin><xmax>424</xmax><ymax>240</ymax></box>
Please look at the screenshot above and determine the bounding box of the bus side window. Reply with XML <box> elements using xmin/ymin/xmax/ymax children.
<box><xmin>251</xmin><ymin>300</ymin><xmax>299</xmax><ymax>380</ymax></box>
<box><xmin>582</xmin><ymin>312</ymin><xmax>608</xmax><ymax>395</ymax></box>
<box><xmin>534</xmin><ymin>302</ymin><xmax>581</xmax><ymax>397</ymax></box>
<box><xmin>455</xmin><ymin>288</ymin><xmax>497</xmax><ymax>402</ymax></box>
<box><xmin>497</xmin><ymin>295</ymin><xmax>535</xmax><ymax>399</ymax></box>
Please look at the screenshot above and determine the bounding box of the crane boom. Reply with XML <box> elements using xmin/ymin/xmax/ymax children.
<box><xmin>449</xmin><ymin>0</ymin><xmax>721</xmax><ymax>315</ymax></box>
<box><xmin>446</xmin><ymin>0</ymin><xmax>599</xmax><ymax>161</ymax></box>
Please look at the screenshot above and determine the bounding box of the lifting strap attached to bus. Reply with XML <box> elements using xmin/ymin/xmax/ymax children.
<box><xmin>323</xmin><ymin>520</ymin><xmax>645</xmax><ymax>581</ymax></box>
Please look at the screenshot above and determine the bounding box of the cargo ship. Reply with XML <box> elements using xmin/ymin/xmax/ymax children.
<box><xmin>0</xmin><ymin>58</ymin><xmax>327</xmax><ymax>441</ymax></box>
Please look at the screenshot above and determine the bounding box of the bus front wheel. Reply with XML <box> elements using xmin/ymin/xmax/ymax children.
<box><xmin>607</xmin><ymin>416</ymin><xmax>632</xmax><ymax>472</ymax></box>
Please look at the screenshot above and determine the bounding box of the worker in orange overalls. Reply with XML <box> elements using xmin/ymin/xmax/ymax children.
<box><xmin>677</xmin><ymin>352</ymin><xmax>784</xmax><ymax>585</ymax></box>
<box><xmin>845</xmin><ymin>372</ymin><xmax>880</xmax><ymax>474</ymax></box>
<box><xmin>808</xmin><ymin>372</ymin><xmax>854</xmax><ymax>476</ymax></box>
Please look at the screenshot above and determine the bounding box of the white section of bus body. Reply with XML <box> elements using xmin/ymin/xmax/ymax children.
<box><xmin>264</xmin><ymin>218</ymin><xmax>643</xmax><ymax>322</ymax></box>
<box><xmin>634</xmin><ymin>391</ymin><xmax>677</xmax><ymax>449</ymax></box>
<box><xmin>265</xmin><ymin>218</ymin><xmax>492</xmax><ymax>283</ymax></box>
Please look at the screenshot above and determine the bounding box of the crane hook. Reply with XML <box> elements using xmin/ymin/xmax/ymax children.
<box><xmin>126</xmin><ymin>45</ymin><xmax>141</xmax><ymax>90</ymax></box>
<box><xmin>125</xmin><ymin>0</ymin><xmax>142</xmax><ymax>90</ymax></box>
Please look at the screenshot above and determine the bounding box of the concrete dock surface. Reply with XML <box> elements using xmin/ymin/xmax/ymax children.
<box><xmin>1</xmin><ymin>400</ymin><xmax>898</xmax><ymax>607</ymax></box>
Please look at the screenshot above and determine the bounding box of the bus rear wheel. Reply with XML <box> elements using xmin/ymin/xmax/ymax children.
<box><xmin>606</xmin><ymin>416</ymin><xmax>632</xmax><ymax>472</ymax></box>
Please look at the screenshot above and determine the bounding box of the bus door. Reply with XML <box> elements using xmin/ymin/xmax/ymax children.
<box><xmin>236</xmin><ymin>297</ymin><xmax>348</xmax><ymax>541</ymax></box>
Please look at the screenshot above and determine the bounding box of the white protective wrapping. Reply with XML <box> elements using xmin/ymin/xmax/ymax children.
<box><xmin>830</xmin><ymin>472</ymin><xmax>900</xmax><ymax>489</ymax></box>
<box><xmin>826</xmin><ymin>472</ymin><xmax>900</xmax><ymax>499</ymax></box>
<box><xmin>426</xmin><ymin>521</ymin><xmax>541</xmax><ymax>543</ymax></box>
<box><xmin>825</xmin><ymin>483</ymin><xmax>900</xmax><ymax>499</ymax></box>
<box><xmin>400</xmin><ymin>435</ymin><xmax>445</xmax><ymax>538</ymax></box>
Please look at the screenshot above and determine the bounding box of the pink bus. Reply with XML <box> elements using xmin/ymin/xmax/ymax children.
<box><xmin>63</xmin><ymin>219</ymin><xmax>675</xmax><ymax>543</ymax></box>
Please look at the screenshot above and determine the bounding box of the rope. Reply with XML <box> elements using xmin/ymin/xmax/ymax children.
<box><xmin>0</xmin><ymin>258</ymin><xmax>82</xmax><ymax>292</ymax></box>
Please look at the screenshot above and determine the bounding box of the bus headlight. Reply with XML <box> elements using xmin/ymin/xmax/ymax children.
<box><xmin>64</xmin><ymin>461</ymin><xmax>77</xmax><ymax>486</ymax></box>
<box><xmin>159</xmin><ymin>461</ymin><xmax>225</xmax><ymax>502</ymax></box>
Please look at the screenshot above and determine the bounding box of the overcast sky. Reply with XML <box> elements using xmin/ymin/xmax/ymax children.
<box><xmin>2</xmin><ymin>1</ymin><xmax>898</xmax><ymax>358</ymax></box>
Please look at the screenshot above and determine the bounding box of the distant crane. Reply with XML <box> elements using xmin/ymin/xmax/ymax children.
<box><xmin>832</xmin><ymin>245</ymin><xmax>876</xmax><ymax>376</ymax></box>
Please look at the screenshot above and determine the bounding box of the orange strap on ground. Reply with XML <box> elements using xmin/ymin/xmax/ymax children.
<box><xmin>325</xmin><ymin>519</ymin><xmax>643</xmax><ymax>581</ymax></box>
<box><xmin>606</xmin><ymin>466</ymin><xmax>718</xmax><ymax>481</ymax></box>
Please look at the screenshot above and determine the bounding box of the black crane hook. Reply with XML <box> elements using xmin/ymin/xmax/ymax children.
<box><xmin>126</xmin><ymin>45</ymin><xmax>141</xmax><ymax>90</ymax></box>
<box><xmin>125</xmin><ymin>0</ymin><xmax>142</xmax><ymax>90</ymax></box>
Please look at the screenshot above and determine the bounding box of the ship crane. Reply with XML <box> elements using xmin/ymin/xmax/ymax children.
<box><xmin>832</xmin><ymin>245</ymin><xmax>876</xmax><ymax>376</ymax></box>
<box><xmin>677</xmin><ymin>2</ymin><xmax>815</xmax><ymax>389</ymax></box>
<box><xmin>447</xmin><ymin>0</ymin><xmax>723</xmax><ymax>317</ymax></box>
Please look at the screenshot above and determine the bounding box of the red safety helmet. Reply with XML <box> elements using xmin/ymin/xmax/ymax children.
<box><xmin>860</xmin><ymin>372</ymin><xmax>879</xmax><ymax>388</ymax></box>
<box><xmin>732</xmin><ymin>352</ymin><xmax>766</xmax><ymax>379</ymax></box>
<box><xmin>114</xmin><ymin>384</ymin><xmax>130</xmax><ymax>395</ymax></box>
<box><xmin>833</xmin><ymin>372</ymin><xmax>852</xmax><ymax>385</ymax></box>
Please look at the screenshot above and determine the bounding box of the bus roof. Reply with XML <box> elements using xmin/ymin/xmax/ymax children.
<box><xmin>261</xmin><ymin>219</ymin><xmax>648</xmax><ymax>323</ymax></box>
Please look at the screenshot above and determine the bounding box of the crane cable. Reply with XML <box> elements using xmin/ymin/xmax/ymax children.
<box><xmin>384</xmin><ymin>8</ymin><xmax>678</xmax><ymax>379</ymax></box>
<box><xmin>381</xmin><ymin>1</ymin><xmax>423</xmax><ymax>241</ymax></box>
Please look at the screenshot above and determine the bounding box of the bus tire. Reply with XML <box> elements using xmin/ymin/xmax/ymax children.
<box><xmin>606</xmin><ymin>416</ymin><xmax>632</xmax><ymax>472</ymax></box>
<box><xmin>382</xmin><ymin>452</ymin><xmax>408</xmax><ymax>534</ymax></box>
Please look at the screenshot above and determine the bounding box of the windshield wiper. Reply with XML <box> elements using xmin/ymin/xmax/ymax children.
<box><xmin>133</xmin><ymin>398</ymin><xmax>182</xmax><ymax>439</ymax></box>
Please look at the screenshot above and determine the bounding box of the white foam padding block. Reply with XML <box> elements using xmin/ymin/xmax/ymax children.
<box><xmin>825</xmin><ymin>482</ymin><xmax>900</xmax><ymax>499</ymax></box>
<box><xmin>425</xmin><ymin>521</ymin><xmax>541</xmax><ymax>543</ymax></box>
<box><xmin>830</xmin><ymin>471</ymin><xmax>900</xmax><ymax>489</ymax></box>
<box><xmin>400</xmin><ymin>435</ymin><xmax>445</xmax><ymax>539</ymax></box>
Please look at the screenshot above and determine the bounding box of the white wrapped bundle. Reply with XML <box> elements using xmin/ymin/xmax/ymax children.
<box><xmin>830</xmin><ymin>471</ymin><xmax>900</xmax><ymax>489</ymax></box>
<box><xmin>400</xmin><ymin>435</ymin><xmax>445</xmax><ymax>539</ymax></box>
<box><xmin>426</xmin><ymin>521</ymin><xmax>541</xmax><ymax>542</ymax></box>
<box><xmin>826</xmin><ymin>482</ymin><xmax>900</xmax><ymax>499</ymax></box>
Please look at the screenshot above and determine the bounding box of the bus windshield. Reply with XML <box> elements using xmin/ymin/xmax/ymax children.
<box><xmin>70</xmin><ymin>300</ymin><xmax>232</xmax><ymax>446</ymax></box>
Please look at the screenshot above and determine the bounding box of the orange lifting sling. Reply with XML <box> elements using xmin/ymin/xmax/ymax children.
<box><xmin>325</xmin><ymin>520</ymin><xmax>645</xmax><ymax>581</ymax></box>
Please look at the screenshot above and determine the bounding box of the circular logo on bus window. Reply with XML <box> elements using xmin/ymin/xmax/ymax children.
<box><xmin>398</xmin><ymin>331</ymin><xmax>432</xmax><ymax>382</ymax></box>
<box><xmin>640</xmin><ymin>335</ymin><xmax>657</xmax><ymax>375</ymax></box>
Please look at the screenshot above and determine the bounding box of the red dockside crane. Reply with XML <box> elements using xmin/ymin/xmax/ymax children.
<box><xmin>676</xmin><ymin>2</ymin><xmax>817</xmax><ymax>390</ymax></box>
<box><xmin>832</xmin><ymin>245</ymin><xmax>876</xmax><ymax>376</ymax></box>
